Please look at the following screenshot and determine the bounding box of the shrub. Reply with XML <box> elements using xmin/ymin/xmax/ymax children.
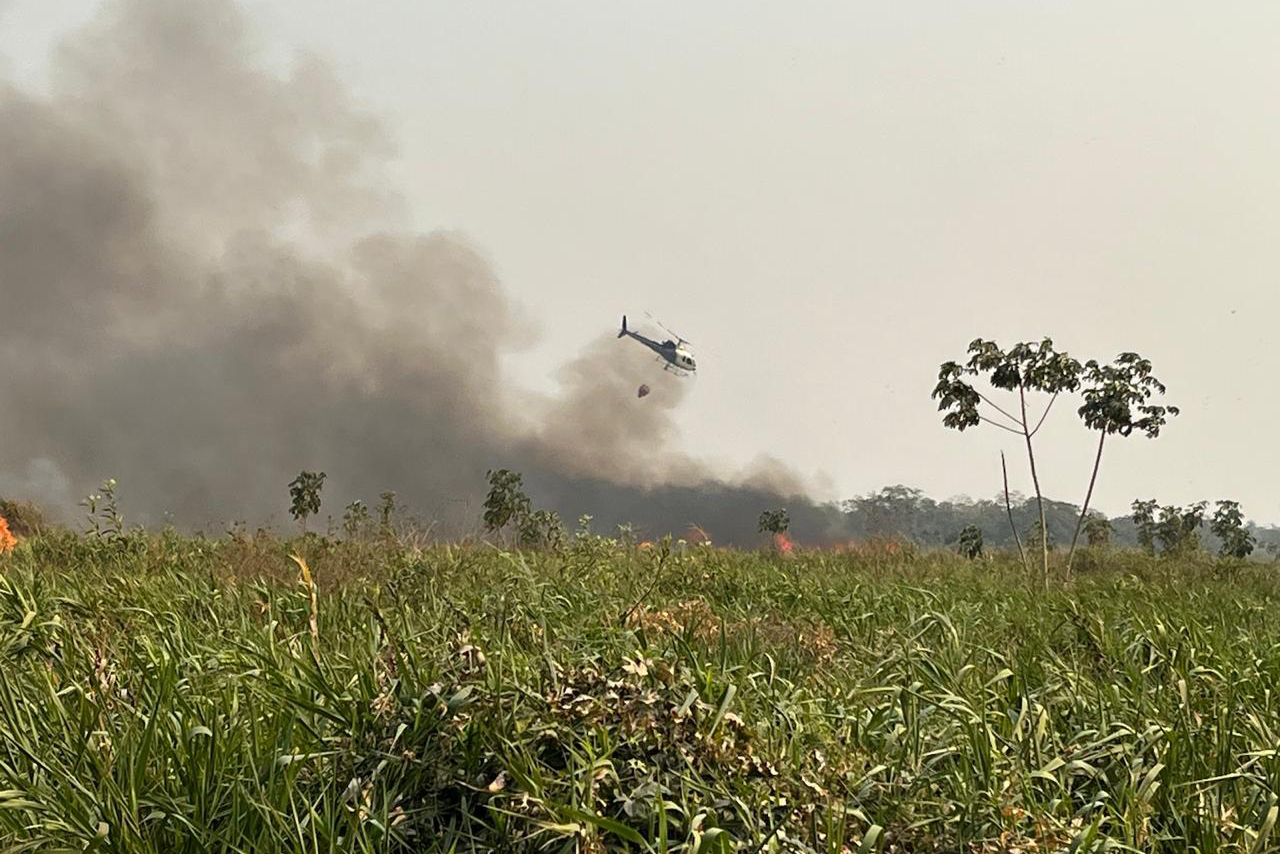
<box><xmin>0</xmin><ymin>497</ymin><xmax>46</xmax><ymax>537</ymax></box>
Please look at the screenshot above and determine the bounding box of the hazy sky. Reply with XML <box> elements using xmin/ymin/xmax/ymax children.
<box><xmin>4</xmin><ymin>1</ymin><xmax>1278</xmax><ymax>522</ymax></box>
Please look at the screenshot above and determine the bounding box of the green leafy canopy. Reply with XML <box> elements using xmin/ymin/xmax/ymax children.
<box><xmin>1077</xmin><ymin>352</ymin><xmax>1179</xmax><ymax>438</ymax></box>
<box><xmin>932</xmin><ymin>338</ymin><xmax>1082</xmax><ymax>431</ymax></box>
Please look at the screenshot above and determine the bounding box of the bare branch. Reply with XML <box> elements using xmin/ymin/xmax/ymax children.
<box><xmin>979</xmin><ymin>415</ymin><xmax>1026</xmax><ymax>436</ymax></box>
<box><xmin>1065</xmin><ymin>431</ymin><xmax>1106</xmax><ymax>575</ymax></box>
<box><xmin>1019</xmin><ymin>383</ymin><xmax>1050</xmax><ymax>587</ymax></box>
<box><xmin>1029</xmin><ymin>391</ymin><xmax>1060</xmax><ymax>438</ymax></box>
<box><xmin>1002</xmin><ymin>451</ymin><xmax>1028</xmax><ymax>573</ymax></box>
<box><xmin>977</xmin><ymin>392</ymin><xmax>1024</xmax><ymax>429</ymax></box>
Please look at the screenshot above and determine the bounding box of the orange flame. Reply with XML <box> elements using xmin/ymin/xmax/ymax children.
<box><xmin>772</xmin><ymin>531</ymin><xmax>795</xmax><ymax>556</ymax></box>
<box><xmin>0</xmin><ymin>517</ymin><xmax>16</xmax><ymax>554</ymax></box>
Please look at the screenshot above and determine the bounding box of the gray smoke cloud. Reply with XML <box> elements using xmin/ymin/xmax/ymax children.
<box><xmin>0</xmin><ymin>0</ymin><xmax>840</xmax><ymax>544</ymax></box>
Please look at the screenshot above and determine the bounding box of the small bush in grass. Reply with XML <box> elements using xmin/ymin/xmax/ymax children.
<box><xmin>957</xmin><ymin>524</ymin><xmax>983</xmax><ymax>559</ymax></box>
<box><xmin>0</xmin><ymin>498</ymin><xmax>45</xmax><ymax>538</ymax></box>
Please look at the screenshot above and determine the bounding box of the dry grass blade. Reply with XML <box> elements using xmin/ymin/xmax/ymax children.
<box><xmin>288</xmin><ymin>553</ymin><xmax>319</xmax><ymax>654</ymax></box>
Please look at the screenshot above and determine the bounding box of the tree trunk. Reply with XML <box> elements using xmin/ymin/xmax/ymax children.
<box><xmin>1019</xmin><ymin>385</ymin><xmax>1049</xmax><ymax>587</ymax></box>
<box><xmin>1065</xmin><ymin>430</ymin><xmax>1106</xmax><ymax>575</ymax></box>
<box><xmin>1002</xmin><ymin>451</ymin><xmax>1029</xmax><ymax>572</ymax></box>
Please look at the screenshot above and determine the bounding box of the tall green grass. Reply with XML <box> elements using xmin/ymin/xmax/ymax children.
<box><xmin>1</xmin><ymin>532</ymin><xmax>1279</xmax><ymax>852</ymax></box>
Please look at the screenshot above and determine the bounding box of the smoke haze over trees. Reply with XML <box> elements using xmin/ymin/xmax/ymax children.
<box><xmin>5</xmin><ymin>1</ymin><xmax>1280</xmax><ymax>551</ymax></box>
<box><xmin>837</xmin><ymin>486</ymin><xmax>1280</xmax><ymax>556</ymax></box>
<box><xmin>0</xmin><ymin>0</ymin><xmax>827</xmax><ymax>543</ymax></box>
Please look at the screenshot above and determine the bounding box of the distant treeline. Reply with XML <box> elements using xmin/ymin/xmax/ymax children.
<box><xmin>837</xmin><ymin>485</ymin><xmax>1280</xmax><ymax>555</ymax></box>
<box><xmin>6</xmin><ymin>476</ymin><xmax>1277</xmax><ymax>556</ymax></box>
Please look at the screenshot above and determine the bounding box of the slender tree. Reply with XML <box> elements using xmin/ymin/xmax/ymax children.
<box><xmin>1132</xmin><ymin>499</ymin><xmax>1159</xmax><ymax>554</ymax></box>
<box><xmin>1157</xmin><ymin>501</ymin><xmax>1206</xmax><ymax>556</ymax></box>
<box><xmin>933</xmin><ymin>338</ymin><xmax>1081</xmax><ymax>584</ymax></box>
<box><xmin>342</xmin><ymin>500</ymin><xmax>369</xmax><ymax>539</ymax></box>
<box><xmin>288</xmin><ymin>471</ymin><xmax>325</xmax><ymax>534</ymax></box>
<box><xmin>518</xmin><ymin>509</ymin><xmax>566</xmax><ymax>551</ymax></box>
<box><xmin>1210</xmin><ymin>500</ymin><xmax>1255</xmax><ymax>559</ymax></box>
<box><xmin>1026</xmin><ymin>519</ymin><xmax>1054</xmax><ymax>555</ymax></box>
<box><xmin>483</xmin><ymin>469</ymin><xmax>531</xmax><ymax>543</ymax></box>
<box><xmin>1084</xmin><ymin>515</ymin><xmax>1113</xmax><ymax>548</ymax></box>
<box><xmin>378</xmin><ymin>491</ymin><xmax>398</xmax><ymax>532</ymax></box>
<box><xmin>1001</xmin><ymin>451</ymin><xmax>1028</xmax><ymax>571</ymax></box>
<box><xmin>757</xmin><ymin>508</ymin><xmax>790</xmax><ymax>536</ymax></box>
<box><xmin>957</xmin><ymin>524</ymin><xmax>983</xmax><ymax>560</ymax></box>
<box><xmin>1066</xmin><ymin>354</ymin><xmax>1178</xmax><ymax>572</ymax></box>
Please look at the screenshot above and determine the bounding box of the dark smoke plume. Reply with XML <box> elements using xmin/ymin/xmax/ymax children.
<box><xmin>0</xmin><ymin>0</ymin><xmax>839</xmax><ymax>544</ymax></box>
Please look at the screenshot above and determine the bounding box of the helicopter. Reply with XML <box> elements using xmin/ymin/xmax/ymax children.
<box><xmin>617</xmin><ymin>314</ymin><xmax>697</xmax><ymax>375</ymax></box>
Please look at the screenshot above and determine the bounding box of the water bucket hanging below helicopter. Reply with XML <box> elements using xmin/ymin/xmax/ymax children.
<box><xmin>637</xmin><ymin>383</ymin><xmax>650</xmax><ymax>398</ymax></box>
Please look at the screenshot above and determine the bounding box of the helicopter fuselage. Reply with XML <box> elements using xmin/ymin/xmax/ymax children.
<box><xmin>621</xmin><ymin>329</ymin><xmax>696</xmax><ymax>373</ymax></box>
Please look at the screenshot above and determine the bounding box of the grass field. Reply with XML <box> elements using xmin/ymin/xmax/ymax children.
<box><xmin>2</xmin><ymin>531</ymin><xmax>1279</xmax><ymax>852</ymax></box>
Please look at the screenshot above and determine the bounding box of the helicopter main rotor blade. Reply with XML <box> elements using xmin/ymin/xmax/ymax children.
<box><xmin>643</xmin><ymin>311</ymin><xmax>693</xmax><ymax>347</ymax></box>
